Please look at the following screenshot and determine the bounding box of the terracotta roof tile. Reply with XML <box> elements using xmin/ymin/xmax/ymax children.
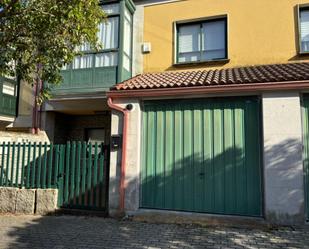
<box><xmin>112</xmin><ymin>62</ymin><xmax>309</xmax><ymax>91</ymax></box>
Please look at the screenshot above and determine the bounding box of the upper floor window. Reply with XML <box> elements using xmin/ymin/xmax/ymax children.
<box><xmin>66</xmin><ymin>3</ymin><xmax>120</xmax><ymax>70</ymax></box>
<box><xmin>176</xmin><ymin>17</ymin><xmax>227</xmax><ymax>64</ymax></box>
<box><xmin>299</xmin><ymin>7</ymin><xmax>309</xmax><ymax>53</ymax></box>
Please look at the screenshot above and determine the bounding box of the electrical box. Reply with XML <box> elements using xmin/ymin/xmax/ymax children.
<box><xmin>111</xmin><ymin>135</ymin><xmax>122</xmax><ymax>150</ymax></box>
<box><xmin>142</xmin><ymin>42</ymin><xmax>151</xmax><ymax>53</ymax></box>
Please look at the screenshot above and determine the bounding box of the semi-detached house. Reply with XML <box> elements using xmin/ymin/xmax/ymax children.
<box><xmin>6</xmin><ymin>0</ymin><xmax>309</xmax><ymax>225</ymax></box>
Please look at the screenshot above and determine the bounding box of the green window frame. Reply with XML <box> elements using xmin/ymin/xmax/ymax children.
<box><xmin>298</xmin><ymin>4</ymin><xmax>309</xmax><ymax>54</ymax></box>
<box><xmin>63</xmin><ymin>2</ymin><xmax>121</xmax><ymax>70</ymax></box>
<box><xmin>175</xmin><ymin>16</ymin><xmax>228</xmax><ymax>64</ymax></box>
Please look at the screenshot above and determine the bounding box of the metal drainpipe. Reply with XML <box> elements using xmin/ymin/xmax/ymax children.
<box><xmin>107</xmin><ymin>97</ymin><xmax>129</xmax><ymax>213</ymax></box>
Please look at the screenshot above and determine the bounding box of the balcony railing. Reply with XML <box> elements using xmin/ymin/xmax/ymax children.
<box><xmin>50</xmin><ymin>66</ymin><xmax>118</xmax><ymax>95</ymax></box>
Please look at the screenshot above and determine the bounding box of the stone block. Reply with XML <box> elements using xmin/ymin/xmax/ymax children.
<box><xmin>0</xmin><ymin>187</ymin><xmax>18</xmax><ymax>213</ymax></box>
<box><xmin>15</xmin><ymin>189</ymin><xmax>35</xmax><ymax>214</ymax></box>
<box><xmin>35</xmin><ymin>189</ymin><xmax>58</xmax><ymax>215</ymax></box>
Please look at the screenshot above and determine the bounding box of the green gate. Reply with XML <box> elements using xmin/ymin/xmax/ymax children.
<box><xmin>141</xmin><ymin>96</ymin><xmax>262</xmax><ymax>216</ymax></box>
<box><xmin>58</xmin><ymin>142</ymin><xmax>109</xmax><ymax>211</ymax></box>
<box><xmin>0</xmin><ymin>142</ymin><xmax>109</xmax><ymax>212</ymax></box>
<box><xmin>302</xmin><ymin>95</ymin><xmax>309</xmax><ymax>221</ymax></box>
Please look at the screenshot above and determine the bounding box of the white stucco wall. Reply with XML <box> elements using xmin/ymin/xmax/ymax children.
<box><xmin>262</xmin><ymin>92</ymin><xmax>305</xmax><ymax>224</ymax></box>
<box><xmin>109</xmin><ymin>98</ymin><xmax>142</xmax><ymax>215</ymax></box>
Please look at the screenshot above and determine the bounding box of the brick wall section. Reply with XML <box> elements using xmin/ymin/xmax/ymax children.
<box><xmin>54</xmin><ymin>113</ymin><xmax>111</xmax><ymax>144</ymax></box>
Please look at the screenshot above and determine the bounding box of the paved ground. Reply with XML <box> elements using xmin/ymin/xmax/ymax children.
<box><xmin>0</xmin><ymin>215</ymin><xmax>308</xmax><ymax>249</ymax></box>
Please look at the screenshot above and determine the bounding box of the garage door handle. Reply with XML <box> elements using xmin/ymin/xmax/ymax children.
<box><xmin>199</xmin><ymin>173</ymin><xmax>205</xmax><ymax>177</ymax></box>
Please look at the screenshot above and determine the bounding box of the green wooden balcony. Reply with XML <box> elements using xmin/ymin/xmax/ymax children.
<box><xmin>51</xmin><ymin>66</ymin><xmax>118</xmax><ymax>95</ymax></box>
<box><xmin>0</xmin><ymin>77</ymin><xmax>17</xmax><ymax>117</ymax></box>
<box><xmin>50</xmin><ymin>0</ymin><xmax>135</xmax><ymax>96</ymax></box>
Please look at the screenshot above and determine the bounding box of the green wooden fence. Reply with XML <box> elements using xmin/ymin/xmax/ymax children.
<box><xmin>0</xmin><ymin>142</ymin><xmax>109</xmax><ymax>211</ymax></box>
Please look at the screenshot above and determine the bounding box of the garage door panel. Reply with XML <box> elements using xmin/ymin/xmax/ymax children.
<box><xmin>141</xmin><ymin>97</ymin><xmax>262</xmax><ymax>216</ymax></box>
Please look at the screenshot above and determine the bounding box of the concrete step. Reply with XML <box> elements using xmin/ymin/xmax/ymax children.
<box><xmin>128</xmin><ymin>209</ymin><xmax>273</xmax><ymax>229</ymax></box>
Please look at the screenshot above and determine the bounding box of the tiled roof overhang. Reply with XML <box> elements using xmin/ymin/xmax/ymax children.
<box><xmin>107</xmin><ymin>62</ymin><xmax>309</xmax><ymax>98</ymax></box>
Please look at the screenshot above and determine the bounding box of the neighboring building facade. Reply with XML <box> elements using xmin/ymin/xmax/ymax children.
<box><xmin>14</xmin><ymin>0</ymin><xmax>136</xmax><ymax>146</ymax></box>
<box><xmin>107</xmin><ymin>0</ymin><xmax>309</xmax><ymax>225</ymax></box>
<box><xmin>0</xmin><ymin>77</ymin><xmax>17</xmax><ymax>128</ymax></box>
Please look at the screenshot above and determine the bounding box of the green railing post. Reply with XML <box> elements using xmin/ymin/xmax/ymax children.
<box><xmin>36</xmin><ymin>142</ymin><xmax>42</xmax><ymax>188</ymax></box>
<box><xmin>47</xmin><ymin>143</ymin><xmax>54</xmax><ymax>188</ymax></box>
<box><xmin>64</xmin><ymin>142</ymin><xmax>71</xmax><ymax>205</ymax></box>
<box><xmin>10</xmin><ymin>142</ymin><xmax>15</xmax><ymax>187</ymax></box>
<box><xmin>57</xmin><ymin>145</ymin><xmax>65</xmax><ymax>207</ymax></box>
<box><xmin>42</xmin><ymin>143</ymin><xmax>48</xmax><ymax>188</ymax></box>
<box><xmin>76</xmin><ymin>142</ymin><xmax>81</xmax><ymax>205</ymax></box>
<box><xmin>98</xmin><ymin>148</ymin><xmax>104</xmax><ymax>208</ymax></box>
<box><xmin>26</xmin><ymin>143</ymin><xmax>31</xmax><ymax>188</ymax></box>
<box><xmin>0</xmin><ymin>142</ymin><xmax>5</xmax><ymax>186</ymax></box>
<box><xmin>20</xmin><ymin>143</ymin><xmax>26</xmax><ymax>188</ymax></box>
<box><xmin>70</xmin><ymin>142</ymin><xmax>76</xmax><ymax>204</ymax></box>
<box><xmin>81</xmin><ymin>142</ymin><xmax>87</xmax><ymax>206</ymax></box>
<box><xmin>87</xmin><ymin>143</ymin><xmax>92</xmax><ymax>206</ymax></box>
<box><xmin>31</xmin><ymin>142</ymin><xmax>37</xmax><ymax>188</ymax></box>
<box><xmin>5</xmin><ymin>143</ymin><xmax>10</xmax><ymax>186</ymax></box>
<box><xmin>93</xmin><ymin>143</ymin><xmax>98</xmax><ymax>207</ymax></box>
<box><xmin>15</xmin><ymin>143</ymin><xmax>21</xmax><ymax>187</ymax></box>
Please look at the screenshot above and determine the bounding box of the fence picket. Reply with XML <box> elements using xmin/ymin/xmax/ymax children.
<box><xmin>36</xmin><ymin>142</ymin><xmax>42</xmax><ymax>188</ymax></box>
<box><xmin>20</xmin><ymin>143</ymin><xmax>26</xmax><ymax>188</ymax></box>
<box><xmin>64</xmin><ymin>142</ymin><xmax>71</xmax><ymax>205</ymax></box>
<box><xmin>81</xmin><ymin>142</ymin><xmax>87</xmax><ymax>206</ymax></box>
<box><xmin>76</xmin><ymin>142</ymin><xmax>81</xmax><ymax>205</ymax></box>
<box><xmin>15</xmin><ymin>143</ymin><xmax>21</xmax><ymax>187</ymax></box>
<box><xmin>87</xmin><ymin>143</ymin><xmax>92</xmax><ymax>206</ymax></box>
<box><xmin>57</xmin><ymin>145</ymin><xmax>64</xmax><ymax>207</ymax></box>
<box><xmin>5</xmin><ymin>143</ymin><xmax>10</xmax><ymax>186</ymax></box>
<box><xmin>0</xmin><ymin>141</ymin><xmax>108</xmax><ymax>213</ymax></box>
<box><xmin>70</xmin><ymin>142</ymin><xmax>76</xmax><ymax>204</ymax></box>
<box><xmin>98</xmin><ymin>152</ymin><xmax>104</xmax><ymax>208</ymax></box>
<box><xmin>93</xmin><ymin>143</ymin><xmax>98</xmax><ymax>207</ymax></box>
<box><xmin>10</xmin><ymin>142</ymin><xmax>15</xmax><ymax>187</ymax></box>
<box><xmin>26</xmin><ymin>143</ymin><xmax>31</xmax><ymax>188</ymax></box>
<box><xmin>31</xmin><ymin>143</ymin><xmax>37</xmax><ymax>188</ymax></box>
<box><xmin>42</xmin><ymin>143</ymin><xmax>48</xmax><ymax>188</ymax></box>
<box><xmin>47</xmin><ymin>144</ymin><xmax>54</xmax><ymax>188</ymax></box>
<box><xmin>0</xmin><ymin>142</ymin><xmax>5</xmax><ymax>186</ymax></box>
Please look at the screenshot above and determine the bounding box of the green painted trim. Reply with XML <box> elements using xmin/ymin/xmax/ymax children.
<box><xmin>125</xmin><ymin>0</ymin><xmax>136</xmax><ymax>13</ymax></box>
<box><xmin>117</xmin><ymin>0</ymin><xmax>125</xmax><ymax>82</ymax></box>
<box><xmin>297</xmin><ymin>5</ymin><xmax>309</xmax><ymax>54</ymax></box>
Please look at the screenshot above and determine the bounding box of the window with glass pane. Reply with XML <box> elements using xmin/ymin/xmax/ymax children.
<box><xmin>177</xmin><ymin>18</ymin><xmax>226</xmax><ymax>63</ymax></box>
<box><xmin>300</xmin><ymin>8</ymin><xmax>309</xmax><ymax>53</ymax></box>
<box><xmin>72</xmin><ymin>55</ymin><xmax>93</xmax><ymax>69</ymax></box>
<box><xmin>97</xmin><ymin>17</ymin><xmax>119</xmax><ymax>50</ymax></box>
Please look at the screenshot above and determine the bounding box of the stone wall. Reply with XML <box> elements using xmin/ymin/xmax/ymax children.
<box><xmin>0</xmin><ymin>187</ymin><xmax>58</xmax><ymax>215</ymax></box>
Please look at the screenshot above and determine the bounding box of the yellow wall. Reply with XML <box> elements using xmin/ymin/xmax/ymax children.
<box><xmin>143</xmin><ymin>0</ymin><xmax>309</xmax><ymax>72</ymax></box>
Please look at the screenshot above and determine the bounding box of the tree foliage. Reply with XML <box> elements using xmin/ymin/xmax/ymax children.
<box><xmin>0</xmin><ymin>0</ymin><xmax>106</xmax><ymax>100</ymax></box>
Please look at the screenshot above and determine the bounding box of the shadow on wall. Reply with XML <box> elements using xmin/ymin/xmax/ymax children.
<box><xmin>264</xmin><ymin>138</ymin><xmax>306</xmax><ymax>224</ymax></box>
<box><xmin>1</xmin><ymin>138</ymin><xmax>308</xmax><ymax>248</ymax></box>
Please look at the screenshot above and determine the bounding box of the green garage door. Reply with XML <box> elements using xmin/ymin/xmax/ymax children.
<box><xmin>141</xmin><ymin>96</ymin><xmax>262</xmax><ymax>216</ymax></box>
<box><xmin>302</xmin><ymin>95</ymin><xmax>309</xmax><ymax>221</ymax></box>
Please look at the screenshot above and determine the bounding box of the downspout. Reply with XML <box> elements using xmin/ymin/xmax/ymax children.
<box><xmin>107</xmin><ymin>97</ymin><xmax>129</xmax><ymax>213</ymax></box>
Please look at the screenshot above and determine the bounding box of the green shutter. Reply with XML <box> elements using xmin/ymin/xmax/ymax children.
<box><xmin>141</xmin><ymin>97</ymin><xmax>262</xmax><ymax>216</ymax></box>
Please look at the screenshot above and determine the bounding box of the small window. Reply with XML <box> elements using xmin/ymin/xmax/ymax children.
<box><xmin>299</xmin><ymin>7</ymin><xmax>309</xmax><ymax>53</ymax></box>
<box><xmin>176</xmin><ymin>17</ymin><xmax>227</xmax><ymax>64</ymax></box>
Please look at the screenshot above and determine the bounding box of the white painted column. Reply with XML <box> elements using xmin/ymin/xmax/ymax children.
<box><xmin>262</xmin><ymin>92</ymin><xmax>305</xmax><ymax>224</ymax></box>
<box><xmin>109</xmin><ymin>98</ymin><xmax>142</xmax><ymax>215</ymax></box>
